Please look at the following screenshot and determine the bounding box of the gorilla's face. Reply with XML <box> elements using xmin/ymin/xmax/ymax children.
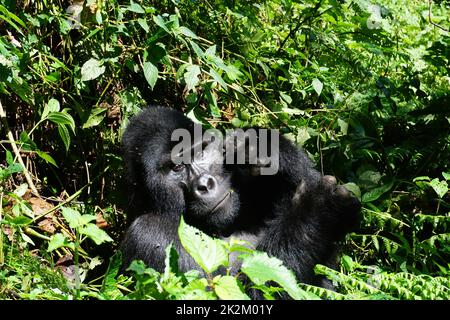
<box><xmin>152</xmin><ymin>132</ymin><xmax>240</xmax><ymax>233</ymax></box>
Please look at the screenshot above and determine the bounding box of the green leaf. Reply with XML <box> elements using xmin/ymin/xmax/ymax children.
<box><xmin>36</xmin><ymin>150</ymin><xmax>58</xmax><ymax>167</ymax></box>
<box><xmin>42</xmin><ymin>98</ymin><xmax>60</xmax><ymax>120</ymax></box>
<box><xmin>178</xmin><ymin>216</ymin><xmax>228</xmax><ymax>274</ymax></box>
<box><xmin>153</xmin><ymin>15</ymin><xmax>169</xmax><ymax>33</ymax></box>
<box><xmin>163</xmin><ymin>243</ymin><xmax>179</xmax><ymax>279</ymax></box>
<box><xmin>178</xmin><ymin>26</ymin><xmax>198</xmax><ymax>39</ymax></box>
<box><xmin>205</xmin><ymin>85</ymin><xmax>220</xmax><ymax>118</ymax></box>
<box><xmin>189</xmin><ymin>40</ymin><xmax>204</xmax><ymax>58</ymax></box>
<box><xmin>224</xmin><ymin>65</ymin><xmax>242</xmax><ymax>81</ymax></box>
<box><xmin>80</xmin><ymin>224</ymin><xmax>113</xmax><ymax>245</ymax></box>
<box><xmin>101</xmin><ymin>252</ymin><xmax>124</xmax><ymax>299</ymax></box>
<box><xmin>58</xmin><ymin>124</ymin><xmax>71</xmax><ymax>152</ymax></box>
<box><xmin>362</xmin><ymin>181</ymin><xmax>394</xmax><ymax>203</ymax></box>
<box><xmin>48</xmin><ymin>233</ymin><xmax>72</xmax><ymax>252</ymax></box>
<box><xmin>5</xmin><ymin>150</ymin><xmax>13</xmax><ymax>165</ymax></box>
<box><xmin>143</xmin><ymin>61</ymin><xmax>158</xmax><ymax>90</ymax></box>
<box><xmin>413</xmin><ymin>176</ymin><xmax>431</xmax><ymax>182</ymax></box>
<box><xmin>61</xmin><ymin>207</ymin><xmax>83</xmax><ymax>229</ymax></box>
<box><xmin>442</xmin><ymin>172</ymin><xmax>450</xmax><ymax>181</ymax></box>
<box><xmin>47</xmin><ymin>111</ymin><xmax>75</xmax><ymax>132</ymax></box>
<box><xmin>6</xmin><ymin>215</ymin><xmax>32</xmax><ymax>226</ymax></box>
<box><xmin>312</xmin><ymin>78</ymin><xmax>323</xmax><ymax>96</ymax></box>
<box><xmin>81</xmin><ymin>58</ymin><xmax>106</xmax><ymax>81</ymax></box>
<box><xmin>184</xmin><ymin>65</ymin><xmax>201</xmax><ymax>92</ymax></box>
<box><xmin>82</xmin><ymin>107</ymin><xmax>107</xmax><ymax>129</ymax></box>
<box><xmin>280</xmin><ymin>92</ymin><xmax>292</xmax><ymax>104</ymax></box>
<box><xmin>209</xmin><ymin>69</ymin><xmax>228</xmax><ymax>90</ymax></box>
<box><xmin>214</xmin><ymin>276</ymin><xmax>250</xmax><ymax>300</ymax></box>
<box><xmin>241</xmin><ymin>252</ymin><xmax>319</xmax><ymax>300</ymax></box>
<box><xmin>13</xmin><ymin>183</ymin><xmax>28</xmax><ymax>197</ymax></box>
<box><xmin>127</xmin><ymin>1</ymin><xmax>145</xmax><ymax>14</ymax></box>
<box><xmin>137</xmin><ymin>18</ymin><xmax>149</xmax><ymax>33</ymax></box>
<box><xmin>429</xmin><ymin>178</ymin><xmax>448</xmax><ymax>199</ymax></box>
<box><xmin>19</xmin><ymin>131</ymin><xmax>37</xmax><ymax>151</ymax></box>
<box><xmin>342</xmin><ymin>182</ymin><xmax>361</xmax><ymax>199</ymax></box>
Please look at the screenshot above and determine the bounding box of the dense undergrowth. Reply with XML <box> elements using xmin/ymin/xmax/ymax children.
<box><xmin>0</xmin><ymin>0</ymin><xmax>449</xmax><ymax>299</ymax></box>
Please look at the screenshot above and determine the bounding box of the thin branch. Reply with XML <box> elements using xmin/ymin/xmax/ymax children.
<box><xmin>428</xmin><ymin>0</ymin><xmax>449</xmax><ymax>32</ymax></box>
<box><xmin>0</xmin><ymin>99</ymin><xmax>40</xmax><ymax>197</ymax></box>
<box><xmin>277</xmin><ymin>0</ymin><xmax>323</xmax><ymax>55</ymax></box>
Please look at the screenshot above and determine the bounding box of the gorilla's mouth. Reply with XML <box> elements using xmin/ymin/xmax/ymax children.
<box><xmin>209</xmin><ymin>191</ymin><xmax>231</xmax><ymax>214</ymax></box>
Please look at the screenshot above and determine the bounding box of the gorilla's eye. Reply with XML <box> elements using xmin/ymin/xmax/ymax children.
<box><xmin>171</xmin><ymin>163</ymin><xmax>185</xmax><ymax>172</ymax></box>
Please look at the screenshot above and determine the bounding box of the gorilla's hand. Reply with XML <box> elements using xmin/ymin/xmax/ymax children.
<box><xmin>292</xmin><ymin>175</ymin><xmax>361</xmax><ymax>240</ymax></box>
<box><xmin>223</xmin><ymin>129</ymin><xmax>273</xmax><ymax>176</ymax></box>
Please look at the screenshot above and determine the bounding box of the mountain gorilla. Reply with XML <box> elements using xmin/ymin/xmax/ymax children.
<box><xmin>120</xmin><ymin>106</ymin><xmax>360</xmax><ymax>291</ymax></box>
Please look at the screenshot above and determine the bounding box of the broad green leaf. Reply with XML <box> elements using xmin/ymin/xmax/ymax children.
<box><xmin>337</xmin><ymin>118</ymin><xmax>348</xmax><ymax>135</ymax></box>
<box><xmin>48</xmin><ymin>233</ymin><xmax>72</xmax><ymax>252</ymax></box>
<box><xmin>13</xmin><ymin>183</ymin><xmax>28</xmax><ymax>197</ymax></box>
<box><xmin>178</xmin><ymin>216</ymin><xmax>228</xmax><ymax>274</ymax></box>
<box><xmin>209</xmin><ymin>69</ymin><xmax>228</xmax><ymax>90</ymax></box>
<box><xmin>214</xmin><ymin>276</ymin><xmax>250</xmax><ymax>300</ymax></box>
<box><xmin>80</xmin><ymin>224</ymin><xmax>113</xmax><ymax>245</ymax></box>
<box><xmin>280</xmin><ymin>92</ymin><xmax>292</xmax><ymax>104</ymax></box>
<box><xmin>101</xmin><ymin>251</ymin><xmax>124</xmax><ymax>299</ymax></box>
<box><xmin>61</xmin><ymin>207</ymin><xmax>83</xmax><ymax>229</ymax></box>
<box><xmin>189</xmin><ymin>40</ymin><xmax>204</xmax><ymax>58</ymax></box>
<box><xmin>4</xmin><ymin>163</ymin><xmax>23</xmax><ymax>176</ymax></box>
<box><xmin>442</xmin><ymin>172</ymin><xmax>450</xmax><ymax>181</ymax></box>
<box><xmin>312</xmin><ymin>78</ymin><xmax>323</xmax><ymax>96</ymax></box>
<box><xmin>137</xmin><ymin>18</ymin><xmax>149</xmax><ymax>33</ymax></box>
<box><xmin>82</xmin><ymin>107</ymin><xmax>107</xmax><ymax>129</ymax></box>
<box><xmin>184</xmin><ymin>65</ymin><xmax>201</xmax><ymax>92</ymax></box>
<box><xmin>413</xmin><ymin>176</ymin><xmax>431</xmax><ymax>182</ymax></box>
<box><xmin>81</xmin><ymin>58</ymin><xmax>106</xmax><ymax>81</ymax></box>
<box><xmin>58</xmin><ymin>124</ymin><xmax>71</xmax><ymax>151</ymax></box>
<box><xmin>178</xmin><ymin>26</ymin><xmax>198</xmax><ymax>39</ymax></box>
<box><xmin>5</xmin><ymin>150</ymin><xmax>14</xmax><ymax>165</ymax></box>
<box><xmin>41</xmin><ymin>98</ymin><xmax>60</xmax><ymax>120</ymax></box>
<box><xmin>19</xmin><ymin>131</ymin><xmax>37</xmax><ymax>151</ymax></box>
<box><xmin>241</xmin><ymin>252</ymin><xmax>319</xmax><ymax>300</ymax></box>
<box><xmin>6</xmin><ymin>215</ymin><xmax>32</xmax><ymax>226</ymax></box>
<box><xmin>362</xmin><ymin>181</ymin><xmax>394</xmax><ymax>203</ymax></box>
<box><xmin>127</xmin><ymin>1</ymin><xmax>145</xmax><ymax>14</ymax></box>
<box><xmin>205</xmin><ymin>85</ymin><xmax>220</xmax><ymax>118</ymax></box>
<box><xmin>205</xmin><ymin>45</ymin><xmax>217</xmax><ymax>56</ymax></box>
<box><xmin>47</xmin><ymin>112</ymin><xmax>75</xmax><ymax>131</ymax></box>
<box><xmin>224</xmin><ymin>65</ymin><xmax>242</xmax><ymax>81</ymax></box>
<box><xmin>153</xmin><ymin>15</ymin><xmax>169</xmax><ymax>33</ymax></box>
<box><xmin>80</xmin><ymin>214</ymin><xmax>97</xmax><ymax>225</ymax></box>
<box><xmin>429</xmin><ymin>178</ymin><xmax>448</xmax><ymax>198</ymax></box>
<box><xmin>36</xmin><ymin>150</ymin><xmax>58</xmax><ymax>167</ymax></box>
<box><xmin>342</xmin><ymin>182</ymin><xmax>361</xmax><ymax>199</ymax></box>
<box><xmin>163</xmin><ymin>243</ymin><xmax>179</xmax><ymax>279</ymax></box>
<box><xmin>143</xmin><ymin>61</ymin><xmax>158</xmax><ymax>90</ymax></box>
<box><xmin>21</xmin><ymin>232</ymin><xmax>35</xmax><ymax>246</ymax></box>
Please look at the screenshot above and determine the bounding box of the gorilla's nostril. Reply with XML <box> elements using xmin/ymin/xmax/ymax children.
<box><xmin>197</xmin><ymin>184</ymin><xmax>208</xmax><ymax>193</ymax></box>
<box><xmin>207</xmin><ymin>177</ymin><xmax>215</xmax><ymax>190</ymax></box>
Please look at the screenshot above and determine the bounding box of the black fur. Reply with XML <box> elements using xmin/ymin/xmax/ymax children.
<box><xmin>120</xmin><ymin>106</ymin><xmax>360</xmax><ymax>292</ymax></box>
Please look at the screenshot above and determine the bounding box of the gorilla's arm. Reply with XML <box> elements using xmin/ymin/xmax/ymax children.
<box><xmin>121</xmin><ymin>214</ymin><xmax>200</xmax><ymax>273</ymax></box>
<box><xmin>257</xmin><ymin>176</ymin><xmax>361</xmax><ymax>285</ymax></box>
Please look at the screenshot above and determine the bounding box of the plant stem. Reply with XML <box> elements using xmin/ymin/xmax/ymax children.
<box><xmin>0</xmin><ymin>192</ymin><xmax>4</xmax><ymax>266</ymax></box>
<box><xmin>0</xmin><ymin>99</ymin><xmax>40</xmax><ymax>197</ymax></box>
<box><xmin>74</xmin><ymin>229</ymin><xmax>81</xmax><ymax>300</ymax></box>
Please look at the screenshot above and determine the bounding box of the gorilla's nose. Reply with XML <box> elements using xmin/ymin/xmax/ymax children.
<box><xmin>194</xmin><ymin>174</ymin><xmax>217</xmax><ymax>196</ymax></box>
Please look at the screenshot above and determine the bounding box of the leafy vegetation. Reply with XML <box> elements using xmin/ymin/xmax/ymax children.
<box><xmin>0</xmin><ymin>0</ymin><xmax>449</xmax><ymax>300</ymax></box>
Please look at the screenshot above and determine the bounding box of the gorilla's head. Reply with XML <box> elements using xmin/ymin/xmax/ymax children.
<box><xmin>122</xmin><ymin>107</ymin><xmax>240</xmax><ymax>233</ymax></box>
